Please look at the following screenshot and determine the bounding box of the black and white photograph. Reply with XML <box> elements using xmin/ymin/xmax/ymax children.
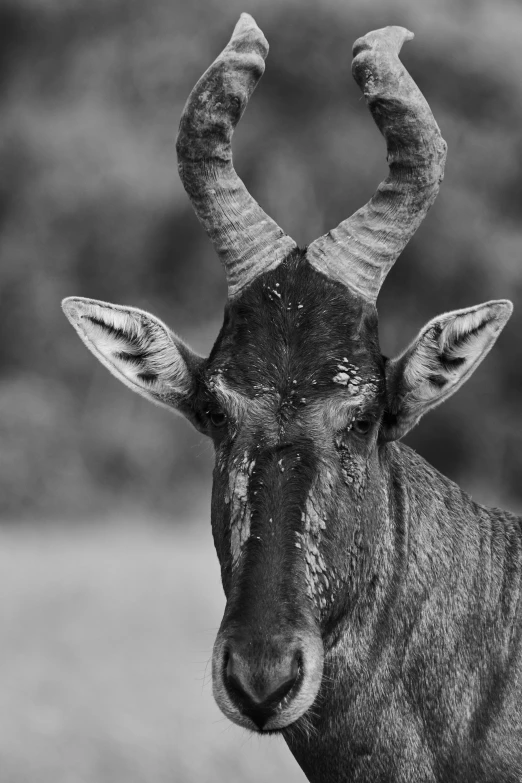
<box><xmin>1</xmin><ymin>0</ymin><xmax>521</xmax><ymax>780</ymax></box>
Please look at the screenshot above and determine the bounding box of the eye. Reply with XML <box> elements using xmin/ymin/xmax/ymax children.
<box><xmin>208</xmin><ymin>410</ymin><xmax>228</xmax><ymax>428</ymax></box>
<box><xmin>352</xmin><ymin>418</ymin><xmax>372</xmax><ymax>436</ymax></box>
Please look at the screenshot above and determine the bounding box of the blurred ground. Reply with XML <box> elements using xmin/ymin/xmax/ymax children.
<box><xmin>0</xmin><ymin>0</ymin><xmax>521</xmax><ymax>518</ymax></box>
<box><xmin>0</xmin><ymin>521</ymin><xmax>306</xmax><ymax>783</ymax></box>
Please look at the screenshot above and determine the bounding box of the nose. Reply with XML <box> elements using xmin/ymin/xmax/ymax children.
<box><xmin>224</xmin><ymin>647</ymin><xmax>302</xmax><ymax>730</ymax></box>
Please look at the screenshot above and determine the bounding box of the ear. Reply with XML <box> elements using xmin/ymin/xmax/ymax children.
<box><xmin>62</xmin><ymin>297</ymin><xmax>204</xmax><ymax>422</ymax></box>
<box><xmin>382</xmin><ymin>300</ymin><xmax>513</xmax><ymax>441</ymax></box>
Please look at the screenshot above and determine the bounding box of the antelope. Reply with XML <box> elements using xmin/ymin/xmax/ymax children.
<box><xmin>62</xmin><ymin>14</ymin><xmax>522</xmax><ymax>783</ymax></box>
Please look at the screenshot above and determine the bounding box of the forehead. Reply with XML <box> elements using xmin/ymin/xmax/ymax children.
<box><xmin>208</xmin><ymin>252</ymin><xmax>383</xmax><ymax>396</ymax></box>
<box><xmin>206</xmin><ymin>251</ymin><xmax>384</xmax><ymax>407</ymax></box>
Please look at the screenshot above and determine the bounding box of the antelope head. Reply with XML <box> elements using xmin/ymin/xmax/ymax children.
<box><xmin>63</xmin><ymin>16</ymin><xmax>512</xmax><ymax>734</ymax></box>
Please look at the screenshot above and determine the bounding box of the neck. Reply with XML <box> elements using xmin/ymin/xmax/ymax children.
<box><xmin>284</xmin><ymin>441</ymin><xmax>522</xmax><ymax>783</ymax></box>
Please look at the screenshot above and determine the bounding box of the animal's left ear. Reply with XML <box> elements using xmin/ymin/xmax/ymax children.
<box><xmin>382</xmin><ymin>300</ymin><xmax>513</xmax><ymax>441</ymax></box>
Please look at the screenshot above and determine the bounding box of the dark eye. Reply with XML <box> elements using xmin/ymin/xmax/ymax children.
<box><xmin>208</xmin><ymin>410</ymin><xmax>228</xmax><ymax>428</ymax></box>
<box><xmin>352</xmin><ymin>418</ymin><xmax>371</xmax><ymax>436</ymax></box>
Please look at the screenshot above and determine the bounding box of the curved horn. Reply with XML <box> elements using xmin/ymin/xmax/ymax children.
<box><xmin>176</xmin><ymin>13</ymin><xmax>296</xmax><ymax>299</ymax></box>
<box><xmin>306</xmin><ymin>26</ymin><xmax>447</xmax><ymax>302</ymax></box>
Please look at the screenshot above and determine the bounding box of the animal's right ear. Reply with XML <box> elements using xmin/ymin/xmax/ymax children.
<box><xmin>62</xmin><ymin>297</ymin><xmax>204</xmax><ymax>423</ymax></box>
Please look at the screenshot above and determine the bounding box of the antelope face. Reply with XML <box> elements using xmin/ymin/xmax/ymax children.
<box><xmin>205</xmin><ymin>253</ymin><xmax>386</xmax><ymax>731</ymax></box>
<box><xmin>62</xmin><ymin>14</ymin><xmax>512</xmax><ymax>737</ymax></box>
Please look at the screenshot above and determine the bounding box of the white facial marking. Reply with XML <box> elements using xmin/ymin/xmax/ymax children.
<box><xmin>298</xmin><ymin>486</ymin><xmax>331</xmax><ymax>612</ymax></box>
<box><xmin>332</xmin><ymin>360</ymin><xmax>368</xmax><ymax>396</ymax></box>
<box><xmin>228</xmin><ymin>451</ymin><xmax>255</xmax><ymax>566</ymax></box>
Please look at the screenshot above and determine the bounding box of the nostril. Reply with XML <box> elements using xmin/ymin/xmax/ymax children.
<box><xmin>224</xmin><ymin>649</ymin><xmax>252</xmax><ymax>703</ymax></box>
<box><xmin>223</xmin><ymin>646</ymin><xmax>231</xmax><ymax>672</ymax></box>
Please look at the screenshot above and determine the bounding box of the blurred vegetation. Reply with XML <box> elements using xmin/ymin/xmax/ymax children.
<box><xmin>1</xmin><ymin>0</ymin><xmax>522</xmax><ymax>518</ymax></box>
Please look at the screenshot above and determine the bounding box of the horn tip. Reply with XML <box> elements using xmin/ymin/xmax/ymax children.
<box><xmin>233</xmin><ymin>12</ymin><xmax>262</xmax><ymax>39</ymax></box>
<box><xmin>230</xmin><ymin>12</ymin><xmax>268</xmax><ymax>58</ymax></box>
<box><xmin>353</xmin><ymin>26</ymin><xmax>414</xmax><ymax>60</ymax></box>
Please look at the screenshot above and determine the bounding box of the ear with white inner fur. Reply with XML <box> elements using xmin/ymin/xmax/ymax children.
<box><xmin>382</xmin><ymin>300</ymin><xmax>513</xmax><ymax>442</ymax></box>
<box><xmin>62</xmin><ymin>297</ymin><xmax>204</xmax><ymax>422</ymax></box>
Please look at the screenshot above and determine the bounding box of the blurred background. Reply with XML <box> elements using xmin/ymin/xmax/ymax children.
<box><xmin>0</xmin><ymin>0</ymin><xmax>521</xmax><ymax>779</ymax></box>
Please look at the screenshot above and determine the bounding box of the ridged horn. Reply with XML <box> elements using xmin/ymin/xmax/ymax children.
<box><xmin>306</xmin><ymin>26</ymin><xmax>447</xmax><ymax>303</ymax></box>
<box><xmin>176</xmin><ymin>13</ymin><xmax>296</xmax><ymax>299</ymax></box>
